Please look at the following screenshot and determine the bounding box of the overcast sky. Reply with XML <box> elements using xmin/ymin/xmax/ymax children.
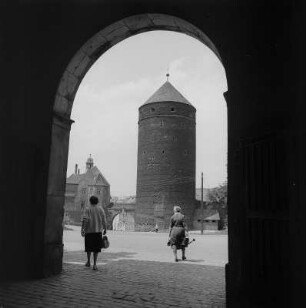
<box><xmin>67</xmin><ymin>31</ymin><xmax>228</xmax><ymax>197</ymax></box>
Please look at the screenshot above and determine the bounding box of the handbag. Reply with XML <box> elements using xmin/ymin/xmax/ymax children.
<box><xmin>101</xmin><ymin>235</ymin><xmax>110</xmax><ymax>249</ymax></box>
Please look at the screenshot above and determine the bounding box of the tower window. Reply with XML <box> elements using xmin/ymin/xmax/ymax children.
<box><xmin>151</xmin><ymin>108</ymin><xmax>155</xmax><ymax>113</ymax></box>
<box><xmin>171</xmin><ymin>107</ymin><xmax>175</xmax><ymax>112</ymax></box>
<box><xmin>162</xmin><ymin>150</ymin><xmax>165</xmax><ymax>154</ymax></box>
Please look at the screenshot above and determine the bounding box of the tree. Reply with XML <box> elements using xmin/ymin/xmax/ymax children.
<box><xmin>207</xmin><ymin>182</ymin><xmax>228</xmax><ymax>229</ymax></box>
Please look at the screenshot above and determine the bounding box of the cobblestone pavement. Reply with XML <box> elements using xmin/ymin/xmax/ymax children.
<box><xmin>0</xmin><ymin>250</ymin><xmax>225</xmax><ymax>307</ymax></box>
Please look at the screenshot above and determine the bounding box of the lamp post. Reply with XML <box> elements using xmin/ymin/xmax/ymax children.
<box><xmin>201</xmin><ymin>172</ymin><xmax>204</xmax><ymax>235</ymax></box>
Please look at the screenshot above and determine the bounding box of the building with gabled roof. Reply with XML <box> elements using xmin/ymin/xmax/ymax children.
<box><xmin>193</xmin><ymin>208</ymin><xmax>220</xmax><ymax>230</ymax></box>
<box><xmin>64</xmin><ymin>155</ymin><xmax>110</xmax><ymax>225</ymax></box>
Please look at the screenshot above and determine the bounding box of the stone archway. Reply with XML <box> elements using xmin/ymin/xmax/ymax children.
<box><xmin>1</xmin><ymin>2</ymin><xmax>303</xmax><ymax>306</ymax></box>
<box><xmin>112</xmin><ymin>210</ymin><xmax>135</xmax><ymax>231</ymax></box>
<box><xmin>45</xmin><ymin>13</ymin><xmax>226</xmax><ymax>276</ymax></box>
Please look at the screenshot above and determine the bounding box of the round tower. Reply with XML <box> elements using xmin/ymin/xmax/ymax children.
<box><xmin>135</xmin><ymin>80</ymin><xmax>196</xmax><ymax>230</ymax></box>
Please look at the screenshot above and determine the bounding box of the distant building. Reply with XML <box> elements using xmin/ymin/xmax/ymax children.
<box><xmin>194</xmin><ymin>187</ymin><xmax>225</xmax><ymax>230</ymax></box>
<box><xmin>193</xmin><ymin>208</ymin><xmax>220</xmax><ymax>230</ymax></box>
<box><xmin>64</xmin><ymin>155</ymin><xmax>110</xmax><ymax>225</ymax></box>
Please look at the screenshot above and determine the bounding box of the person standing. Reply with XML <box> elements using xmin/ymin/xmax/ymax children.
<box><xmin>168</xmin><ymin>206</ymin><xmax>187</xmax><ymax>262</ymax></box>
<box><xmin>81</xmin><ymin>196</ymin><xmax>107</xmax><ymax>270</ymax></box>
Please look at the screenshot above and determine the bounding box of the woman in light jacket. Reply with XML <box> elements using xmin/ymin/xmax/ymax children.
<box><xmin>81</xmin><ymin>196</ymin><xmax>107</xmax><ymax>270</ymax></box>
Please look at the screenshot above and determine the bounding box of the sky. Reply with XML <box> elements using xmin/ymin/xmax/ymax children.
<box><xmin>67</xmin><ymin>31</ymin><xmax>228</xmax><ymax>197</ymax></box>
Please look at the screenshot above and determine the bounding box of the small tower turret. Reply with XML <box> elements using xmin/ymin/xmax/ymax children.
<box><xmin>86</xmin><ymin>154</ymin><xmax>94</xmax><ymax>170</ymax></box>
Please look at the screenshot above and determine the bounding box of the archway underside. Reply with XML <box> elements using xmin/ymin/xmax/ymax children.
<box><xmin>53</xmin><ymin>14</ymin><xmax>222</xmax><ymax>120</ymax></box>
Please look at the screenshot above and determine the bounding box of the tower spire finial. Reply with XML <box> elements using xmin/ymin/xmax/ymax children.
<box><xmin>86</xmin><ymin>154</ymin><xmax>94</xmax><ymax>170</ymax></box>
<box><xmin>166</xmin><ymin>67</ymin><xmax>170</xmax><ymax>81</ymax></box>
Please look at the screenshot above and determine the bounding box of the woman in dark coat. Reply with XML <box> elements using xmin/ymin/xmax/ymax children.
<box><xmin>168</xmin><ymin>206</ymin><xmax>187</xmax><ymax>262</ymax></box>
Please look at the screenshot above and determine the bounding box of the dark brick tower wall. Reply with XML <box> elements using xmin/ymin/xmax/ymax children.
<box><xmin>136</xmin><ymin>97</ymin><xmax>196</xmax><ymax>230</ymax></box>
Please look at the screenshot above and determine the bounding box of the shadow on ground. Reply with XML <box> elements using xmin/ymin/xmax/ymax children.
<box><xmin>1</xmin><ymin>255</ymin><xmax>226</xmax><ymax>307</ymax></box>
<box><xmin>183</xmin><ymin>259</ymin><xmax>205</xmax><ymax>263</ymax></box>
<box><xmin>63</xmin><ymin>250</ymin><xmax>137</xmax><ymax>264</ymax></box>
<box><xmin>64</xmin><ymin>250</ymin><xmax>208</xmax><ymax>266</ymax></box>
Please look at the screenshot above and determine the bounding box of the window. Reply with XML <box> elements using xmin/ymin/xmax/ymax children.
<box><xmin>81</xmin><ymin>201</ymin><xmax>85</xmax><ymax>209</ymax></box>
<box><xmin>82</xmin><ymin>188</ymin><xmax>86</xmax><ymax>194</ymax></box>
<box><xmin>97</xmin><ymin>189</ymin><xmax>101</xmax><ymax>195</ymax></box>
<box><xmin>97</xmin><ymin>174</ymin><xmax>102</xmax><ymax>182</ymax></box>
<box><xmin>171</xmin><ymin>107</ymin><xmax>175</xmax><ymax>112</ymax></box>
<box><xmin>151</xmin><ymin>107</ymin><xmax>155</xmax><ymax>113</ymax></box>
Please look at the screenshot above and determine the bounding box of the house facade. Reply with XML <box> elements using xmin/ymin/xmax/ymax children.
<box><xmin>64</xmin><ymin>156</ymin><xmax>110</xmax><ymax>225</ymax></box>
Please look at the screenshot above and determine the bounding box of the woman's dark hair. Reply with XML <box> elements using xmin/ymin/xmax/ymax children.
<box><xmin>174</xmin><ymin>206</ymin><xmax>181</xmax><ymax>212</ymax></box>
<box><xmin>89</xmin><ymin>196</ymin><xmax>99</xmax><ymax>205</ymax></box>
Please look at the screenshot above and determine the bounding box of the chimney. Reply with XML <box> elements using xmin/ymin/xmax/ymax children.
<box><xmin>75</xmin><ymin>164</ymin><xmax>78</xmax><ymax>174</ymax></box>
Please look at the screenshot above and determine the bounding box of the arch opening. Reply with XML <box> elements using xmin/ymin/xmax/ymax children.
<box><xmin>112</xmin><ymin>211</ymin><xmax>135</xmax><ymax>231</ymax></box>
<box><xmin>46</xmin><ymin>12</ymin><xmax>227</xmax><ymax>280</ymax></box>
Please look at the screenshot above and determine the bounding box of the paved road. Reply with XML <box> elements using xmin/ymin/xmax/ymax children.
<box><xmin>64</xmin><ymin>226</ymin><xmax>228</xmax><ymax>266</ymax></box>
<box><xmin>0</xmin><ymin>227</ymin><xmax>227</xmax><ymax>307</ymax></box>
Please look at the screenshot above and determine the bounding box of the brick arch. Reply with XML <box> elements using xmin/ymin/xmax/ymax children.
<box><xmin>53</xmin><ymin>14</ymin><xmax>222</xmax><ymax>119</ymax></box>
<box><xmin>108</xmin><ymin>210</ymin><xmax>121</xmax><ymax>229</ymax></box>
<box><xmin>111</xmin><ymin>210</ymin><xmax>136</xmax><ymax>231</ymax></box>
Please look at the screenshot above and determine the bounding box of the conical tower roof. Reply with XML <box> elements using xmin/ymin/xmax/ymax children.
<box><xmin>143</xmin><ymin>81</ymin><xmax>193</xmax><ymax>106</ymax></box>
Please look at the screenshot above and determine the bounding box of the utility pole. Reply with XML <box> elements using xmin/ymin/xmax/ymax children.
<box><xmin>201</xmin><ymin>172</ymin><xmax>204</xmax><ymax>235</ymax></box>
